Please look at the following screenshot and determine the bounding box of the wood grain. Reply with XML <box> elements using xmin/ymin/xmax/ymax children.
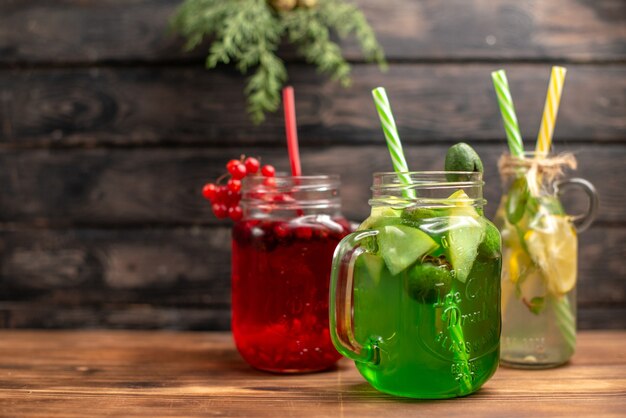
<box><xmin>0</xmin><ymin>225</ymin><xmax>623</xmax><ymax>330</ymax></box>
<box><xmin>1</xmin><ymin>65</ymin><xmax>625</xmax><ymax>146</ymax></box>
<box><xmin>0</xmin><ymin>145</ymin><xmax>622</xmax><ymax>225</ymax></box>
<box><xmin>1</xmin><ymin>0</ymin><xmax>625</xmax><ymax>64</ymax></box>
<box><xmin>0</xmin><ymin>330</ymin><xmax>624</xmax><ymax>417</ymax></box>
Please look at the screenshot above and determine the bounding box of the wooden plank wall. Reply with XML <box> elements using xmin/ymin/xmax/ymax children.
<box><xmin>0</xmin><ymin>0</ymin><xmax>624</xmax><ymax>329</ymax></box>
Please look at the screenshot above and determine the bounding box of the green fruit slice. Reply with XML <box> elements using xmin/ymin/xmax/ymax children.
<box><xmin>446</xmin><ymin>190</ymin><xmax>479</xmax><ymax>216</ymax></box>
<box><xmin>446</xmin><ymin>218</ymin><xmax>485</xmax><ymax>283</ymax></box>
<box><xmin>444</xmin><ymin>190</ymin><xmax>485</xmax><ymax>282</ymax></box>
<box><xmin>505</xmin><ymin>177</ymin><xmax>529</xmax><ymax>224</ymax></box>
<box><xmin>360</xmin><ymin>206</ymin><xmax>402</xmax><ymax>230</ymax></box>
<box><xmin>377</xmin><ymin>225</ymin><xmax>439</xmax><ymax>276</ymax></box>
<box><xmin>401</xmin><ymin>206</ymin><xmax>446</xmax><ymax>223</ymax></box>
<box><xmin>355</xmin><ymin>253</ymin><xmax>385</xmax><ymax>285</ymax></box>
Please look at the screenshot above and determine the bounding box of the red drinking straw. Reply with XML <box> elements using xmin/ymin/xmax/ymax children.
<box><xmin>282</xmin><ymin>86</ymin><xmax>302</xmax><ymax>176</ymax></box>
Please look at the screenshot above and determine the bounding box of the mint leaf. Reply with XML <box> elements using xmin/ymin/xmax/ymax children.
<box><xmin>527</xmin><ymin>296</ymin><xmax>546</xmax><ymax>315</ymax></box>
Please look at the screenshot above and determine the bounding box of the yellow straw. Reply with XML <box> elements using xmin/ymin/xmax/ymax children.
<box><xmin>536</xmin><ymin>66</ymin><xmax>567</xmax><ymax>155</ymax></box>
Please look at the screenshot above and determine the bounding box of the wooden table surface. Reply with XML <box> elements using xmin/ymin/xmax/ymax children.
<box><xmin>0</xmin><ymin>331</ymin><xmax>624</xmax><ymax>417</ymax></box>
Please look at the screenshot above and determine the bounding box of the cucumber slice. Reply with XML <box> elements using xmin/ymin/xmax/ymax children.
<box><xmin>377</xmin><ymin>225</ymin><xmax>439</xmax><ymax>276</ymax></box>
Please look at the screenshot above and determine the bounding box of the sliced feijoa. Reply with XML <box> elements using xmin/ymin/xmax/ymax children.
<box><xmin>401</xmin><ymin>206</ymin><xmax>445</xmax><ymax>223</ymax></box>
<box><xmin>406</xmin><ymin>262</ymin><xmax>453</xmax><ymax>304</ymax></box>
<box><xmin>355</xmin><ymin>253</ymin><xmax>385</xmax><ymax>285</ymax></box>
<box><xmin>477</xmin><ymin>222</ymin><xmax>502</xmax><ymax>261</ymax></box>
<box><xmin>377</xmin><ymin>225</ymin><xmax>439</xmax><ymax>276</ymax></box>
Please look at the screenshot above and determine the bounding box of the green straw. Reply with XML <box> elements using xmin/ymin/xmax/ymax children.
<box><xmin>491</xmin><ymin>70</ymin><xmax>525</xmax><ymax>158</ymax></box>
<box><xmin>371</xmin><ymin>87</ymin><xmax>472</xmax><ymax>393</ymax></box>
<box><xmin>551</xmin><ymin>294</ymin><xmax>576</xmax><ymax>355</ymax></box>
<box><xmin>371</xmin><ymin>87</ymin><xmax>415</xmax><ymax>199</ymax></box>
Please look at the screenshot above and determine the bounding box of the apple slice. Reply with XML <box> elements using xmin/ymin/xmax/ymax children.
<box><xmin>377</xmin><ymin>225</ymin><xmax>439</xmax><ymax>276</ymax></box>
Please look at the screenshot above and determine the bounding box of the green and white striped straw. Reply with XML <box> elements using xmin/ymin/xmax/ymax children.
<box><xmin>371</xmin><ymin>87</ymin><xmax>415</xmax><ymax>198</ymax></box>
<box><xmin>491</xmin><ymin>70</ymin><xmax>525</xmax><ymax>158</ymax></box>
<box><xmin>551</xmin><ymin>294</ymin><xmax>576</xmax><ymax>356</ymax></box>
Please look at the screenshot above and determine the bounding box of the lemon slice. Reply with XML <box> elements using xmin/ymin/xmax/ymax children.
<box><xmin>524</xmin><ymin>215</ymin><xmax>577</xmax><ymax>295</ymax></box>
<box><xmin>504</xmin><ymin>245</ymin><xmax>531</xmax><ymax>284</ymax></box>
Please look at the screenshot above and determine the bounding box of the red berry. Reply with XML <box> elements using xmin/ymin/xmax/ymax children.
<box><xmin>244</xmin><ymin>157</ymin><xmax>260</xmax><ymax>174</ymax></box>
<box><xmin>228</xmin><ymin>206</ymin><xmax>243</xmax><ymax>221</ymax></box>
<box><xmin>225</xmin><ymin>189</ymin><xmax>240</xmax><ymax>205</ymax></box>
<box><xmin>315</xmin><ymin>227</ymin><xmax>330</xmax><ymax>240</ymax></box>
<box><xmin>230</xmin><ymin>163</ymin><xmax>247</xmax><ymax>180</ymax></box>
<box><xmin>227</xmin><ymin>179</ymin><xmax>241</xmax><ymax>192</ymax></box>
<box><xmin>263</xmin><ymin>177</ymin><xmax>276</xmax><ymax>187</ymax></box>
<box><xmin>274</xmin><ymin>223</ymin><xmax>291</xmax><ymax>239</ymax></box>
<box><xmin>202</xmin><ymin>183</ymin><xmax>217</xmax><ymax>201</ymax></box>
<box><xmin>272</xmin><ymin>194</ymin><xmax>294</xmax><ymax>203</ymax></box>
<box><xmin>226</xmin><ymin>159</ymin><xmax>240</xmax><ymax>173</ymax></box>
<box><xmin>212</xmin><ymin>203</ymin><xmax>228</xmax><ymax>218</ymax></box>
<box><xmin>215</xmin><ymin>185</ymin><xmax>229</xmax><ymax>203</ymax></box>
<box><xmin>261</xmin><ymin>165</ymin><xmax>275</xmax><ymax>177</ymax></box>
<box><xmin>295</xmin><ymin>227</ymin><xmax>313</xmax><ymax>240</ymax></box>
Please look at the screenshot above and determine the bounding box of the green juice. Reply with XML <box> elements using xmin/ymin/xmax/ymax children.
<box><xmin>349</xmin><ymin>202</ymin><xmax>501</xmax><ymax>398</ymax></box>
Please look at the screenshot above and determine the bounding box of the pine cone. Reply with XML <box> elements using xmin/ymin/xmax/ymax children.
<box><xmin>298</xmin><ymin>0</ymin><xmax>318</xmax><ymax>8</ymax></box>
<box><xmin>270</xmin><ymin>0</ymin><xmax>297</xmax><ymax>11</ymax></box>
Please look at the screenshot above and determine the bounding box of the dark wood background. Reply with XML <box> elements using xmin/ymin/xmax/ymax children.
<box><xmin>0</xmin><ymin>0</ymin><xmax>624</xmax><ymax>329</ymax></box>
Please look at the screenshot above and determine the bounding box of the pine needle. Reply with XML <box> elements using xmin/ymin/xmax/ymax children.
<box><xmin>171</xmin><ymin>0</ymin><xmax>386</xmax><ymax>123</ymax></box>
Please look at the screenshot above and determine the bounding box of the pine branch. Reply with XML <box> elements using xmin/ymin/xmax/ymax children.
<box><xmin>173</xmin><ymin>0</ymin><xmax>286</xmax><ymax>123</ymax></box>
<box><xmin>283</xmin><ymin>7</ymin><xmax>351</xmax><ymax>86</ymax></box>
<box><xmin>170</xmin><ymin>0</ymin><xmax>386</xmax><ymax>124</ymax></box>
<box><xmin>318</xmin><ymin>0</ymin><xmax>387</xmax><ymax>69</ymax></box>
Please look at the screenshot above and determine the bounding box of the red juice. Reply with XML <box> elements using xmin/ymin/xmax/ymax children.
<box><xmin>231</xmin><ymin>216</ymin><xmax>350</xmax><ymax>372</ymax></box>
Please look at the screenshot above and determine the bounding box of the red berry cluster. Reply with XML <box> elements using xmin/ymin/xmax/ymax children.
<box><xmin>202</xmin><ymin>156</ymin><xmax>275</xmax><ymax>221</ymax></box>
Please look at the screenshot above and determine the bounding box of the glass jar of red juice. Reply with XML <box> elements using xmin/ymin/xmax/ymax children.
<box><xmin>231</xmin><ymin>175</ymin><xmax>350</xmax><ymax>373</ymax></box>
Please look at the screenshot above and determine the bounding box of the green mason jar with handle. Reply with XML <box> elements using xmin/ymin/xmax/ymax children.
<box><xmin>329</xmin><ymin>171</ymin><xmax>502</xmax><ymax>398</ymax></box>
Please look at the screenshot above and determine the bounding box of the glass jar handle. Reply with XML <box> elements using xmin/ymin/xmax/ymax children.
<box><xmin>329</xmin><ymin>230</ymin><xmax>380</xmax><ymax>365</ymax></box>
<box><xmin>555</xmin><ymin>178</ymin><xmax>599</xmax><ymax>233</ymax></box>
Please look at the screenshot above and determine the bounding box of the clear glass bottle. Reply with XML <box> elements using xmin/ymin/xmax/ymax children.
<box><xmin>496</xmin><ymin>152</ymin><xmax>598</xmax><ymax>368</ymax></box>
<box><xmin>231</xmin><ymin>175</ymin><xmax>350</xmax><ymax>373</ymax></box>
<box><xmin>330</xmin><ymin>172</ymin><xmax>501</xmax><ymax>398</ymax></box>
